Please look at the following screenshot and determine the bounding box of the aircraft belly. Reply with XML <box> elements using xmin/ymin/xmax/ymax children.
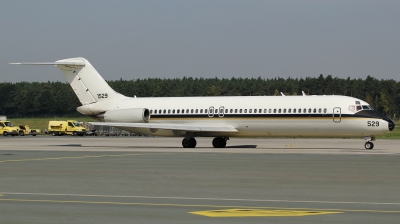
<box><xmin>112</xmin><ymin>117</ymin><xmax>386</xmax><ymax>138</ymax></box>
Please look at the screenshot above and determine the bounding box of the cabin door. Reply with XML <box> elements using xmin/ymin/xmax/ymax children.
<box><xmin>333</xmin><ymin>107</ymin><xmax>341</xmax><ymax>123</ymax></box>
<box><xmin>218</xmin><ymin>106</ymin><xmax>225</xmax><ymax>117</ymax></box>
<box><xmin>208</xmin><ymin>106</ymin><xmax>214</xmax><ymax>117</ymax></box>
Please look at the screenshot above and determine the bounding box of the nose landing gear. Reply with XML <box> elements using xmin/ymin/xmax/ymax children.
<box><xmin>364</xmin><ymin>136</ymin><xmax>375</xmax><ymax>150</ymax></box>
<box><xmin>365</xmin><ymin>141</ymin><xmax>374</xmax><ymax>150</ymax></box>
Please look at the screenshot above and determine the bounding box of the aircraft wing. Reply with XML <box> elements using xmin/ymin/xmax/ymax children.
<box><xmin>89</xmin><ymin>122</ymin><xmax>238</xmax><ymax>133</ymax></box>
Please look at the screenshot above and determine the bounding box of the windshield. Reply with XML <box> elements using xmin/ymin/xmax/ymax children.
<box><xmin>4</xmin><ymin>122</ymin><xmax>13</xmax><ymax>127</ymax></box>
<box><xmin>74</xmin><ymin>122</ymin><xmax>83</xmax><ymax>127</ymax></box>
<box><xmin>362</xmin><ymin>105</ymin><xmax>373</xmax><ymax>110</ymax></box>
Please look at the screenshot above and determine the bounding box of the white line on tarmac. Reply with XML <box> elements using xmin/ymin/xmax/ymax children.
<box><xmin>0</xmin><ymin>192</ymin><xmax>399</xmax><ymax>206</ymax></box>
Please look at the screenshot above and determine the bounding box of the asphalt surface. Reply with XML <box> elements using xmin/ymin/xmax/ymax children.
<box><xmin>0</xmin><ymin>136</ymin><xmax>399</xmax><ymax>223</ymax></box>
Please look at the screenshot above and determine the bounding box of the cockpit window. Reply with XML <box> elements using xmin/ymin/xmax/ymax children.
<box><xmin>362</xmin><ymin>105</ymin><xmax>370</xmax><ymax>110</ymax></box>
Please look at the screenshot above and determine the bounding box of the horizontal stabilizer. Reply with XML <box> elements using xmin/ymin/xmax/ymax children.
<box><xmin>90</xmin><ymin>122</ymin><xmax>238</xmax><ymax>133</ymax></box>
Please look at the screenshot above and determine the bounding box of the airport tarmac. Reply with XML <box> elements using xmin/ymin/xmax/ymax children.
<box><xmin>0</xmin><ymin>136</ymin><xmax>399</xmax><ymax>223</ymax></box>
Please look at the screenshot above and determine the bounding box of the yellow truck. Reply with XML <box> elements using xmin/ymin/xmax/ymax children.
<box><xmin>0</xmin><ymin>120</ymin><xmax>19</xmax><ymax>136</ymax></box>
<box><xmin>48</xmin><ymin>120</ymin><xmax>87</xmax><ymax>136</ymax></box>
<box><xmin>18</xmin><ymin>125</ymin><xmax>39</xmax><ymax>136</ymax></box>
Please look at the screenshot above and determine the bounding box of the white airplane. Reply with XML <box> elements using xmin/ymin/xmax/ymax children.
<box><xmin>11</xmin><ymin>57</ymin><xmax>395</xmax><ymax>149</ymax></box>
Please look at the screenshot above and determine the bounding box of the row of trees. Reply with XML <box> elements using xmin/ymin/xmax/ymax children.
<box><xmin>1</xmin><ymin>75</ymin><xmax>399</xmax><ymax>119</ymax></box>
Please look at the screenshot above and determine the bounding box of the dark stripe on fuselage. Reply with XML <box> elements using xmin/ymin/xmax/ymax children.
<box><xmin>150</xmin><ymin>113</ymin><xmax>374</xmax><ymax>119</ymax></box>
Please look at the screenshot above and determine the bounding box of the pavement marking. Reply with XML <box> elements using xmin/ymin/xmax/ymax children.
<box><xmin>0</xmin><ymin>198</ymin><xmax>399</xmax><ymax>214</ymax></box>
<box><xmin>1</xmin><ymin>192</ymin><xmax>400</xmax><ymax>206</ymax></box>
<box><xmin>190</xmin><ymin>209</ymin><xmax>342</xmax><ymax>217</ymax></box>
<box><xmin>0</xmin><ymin>153</ymin><xmax>144</xmax><ymax>163</ymax></box>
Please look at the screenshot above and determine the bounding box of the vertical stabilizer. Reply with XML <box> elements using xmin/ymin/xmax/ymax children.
<box><xmin>55</xmin><ymin>57</ymin><xmax>126</xmax><ymax>105</ymax></box>
<box><xmin>10</xmin><ymin>57</ymin><xmax>127</xmax><ymax>105</ymax></box>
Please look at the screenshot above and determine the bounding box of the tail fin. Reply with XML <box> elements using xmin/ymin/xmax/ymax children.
<box><xmin>10</xmin><ymin>57</ymin><xmax>126</xmax><ymax>105</ymax></box>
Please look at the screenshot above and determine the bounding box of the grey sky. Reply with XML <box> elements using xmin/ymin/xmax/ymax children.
<box><xmin>1</xmin><ymin>0</ymin><xmax>399</xmax><ymax>83</ymax></box>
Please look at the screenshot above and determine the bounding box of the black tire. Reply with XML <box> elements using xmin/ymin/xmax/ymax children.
<box><xmin>3</xmin><ymin>132</ymin><xmax>8</xmax><ymax>136</ymax></box>
<box><xmin>189</xmin><ymin>138</ymin><xmax>197</xmax><ymax>148</ymax></box>
<box><xmin>212</xmin><ymin>137</ymin><xmax>227</xmax><ymax>148</ymax></box>
<box><xmin>19</xmin><ymin>131</ymin><xmax>24</xmax><ymax>136</ymax></box>
<box><xmin>365</xmin><ymin>142</ymin><xmax>374</xmax><ymax>150</ymax></box>
<box><xmin>73</xmin><ymin>131</ymin><xmax>77</xmax><ymax>136</ymax></box>
<box><xmin>51</xmin><ymin>132</ymin><xmax>56</xmax><ymax>136</ymax></box>
<box><xmin>182</xmin><ymin>138</ymin><xmax>197</xmax><ymax>148</ymax></box>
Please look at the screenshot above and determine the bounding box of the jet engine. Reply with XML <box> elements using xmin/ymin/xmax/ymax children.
<box><xmin>98</xmin><ymin>108</ymin><xmax>150</xmax><ymax>123</ymax></box>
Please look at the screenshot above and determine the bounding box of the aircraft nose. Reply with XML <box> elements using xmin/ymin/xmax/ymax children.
<box><xmin>383</xmin><ymin>116</ymin><xmax>395</xmax><ymax>131</ymax></box>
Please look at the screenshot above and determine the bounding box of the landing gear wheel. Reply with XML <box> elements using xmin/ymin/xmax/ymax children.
<box><xmin>182</xmin><ymin>138</ymin><xmax>197</xmax><ymax>148</ymax></box>
<box><xmin>365</xmin><ymin>141</ymin><xmax>374</xmax><ymax>150</ymax></box>
<box><xmin>212</xmin><ymin>137</ymin><xmax>227</xmax><ymax>148</ymax></box>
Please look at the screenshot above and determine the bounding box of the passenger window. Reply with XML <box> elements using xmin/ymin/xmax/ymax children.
<box><xmin>177</xmin><ymin>109</ymin><xmax>180</xmax><ymax>114</ymax></box>
<box><xmin>318</xmin><ymin>108</ymin><xmax>321</xmax><ymax>113</ymax></box>
<box><xmin>303</xmin><ymin>108</ymin><xmax>306</xmax><ymax>113</ymax></box>
<box><xmin>235</xmin><ymin>109</ymin><xmax>238</xmax><ymax>113</ymax></box>
<box><xmin>215</xmin><ymin>109</ymin><xmax>218</xmax><ymax>113</ymax></box>
<box><xmin>230</xmin><ymin>109</ymin><xmax>233</xmax><ymax>113</ymax></box>
<box><xmin>283</xmin><ymin>109</ymin><xmax>286</xmax><ymax>113</ymax></box>
<box><xmin>269</xmin><ymin>109</ymin><xmax>272</xmax><ymax>113</ymax></box>
<box><xmin>240</xmin><ymin>109</ymin><xmax>242</xmax><ymax>113</ymax></box>
<box><xmin>168</xmin><ymin>109</ymin><xmax>171</xmax><ymax>114</ymax></box>
<box><xmin>356</xmin><ymin>106</ymin><xmax>362</xmax><ymax>111</ymax></box>
<box><xmin>150</xmin><ymin>110</ymin><xmax>153</xmax><ymax>114</ymax></box>
<box><xmin>293</xmin><ymin>108</ymin><xmax>296</xmax><ymax>113</ymax></box>
<box><xmin>273</xmin><ymin>109</ymin><xmax>276</xmax><ymax>113</ymax></box>
<box><xmin>308</xmin><ymin>108</ymin><xmax>311</xmax><ymax>113</ymax></box>
<box><xmin>278</xmin><ymin>109</ymin><xmax>281</xmax><ymax>113</ymax></box>
<box><xmin>313</xmin><ymin>108</ymin><xmax>316</xmax><ymax>113</ymax></box>
<box><xmin>191</xmin><ymin>109</ymin><xmax>194</xmax><ymax>113</ymax></box>
<box><xmin>195</xmin><ymin>109</ymin><xmax>198</xmax><ymax>113</ymax></box>
<box><xmin>186</xmin><ymin>109</ymin><xmax>189</xmax><ymax>113</ymax></box>
<box><xmin>225</xmin><ymin>109</ymin><xmax>228</xmax><ymax>113</ymax></box>
<box><xmin>154</xmin><ymin>110</ymin><xmax>157</xmax><ymax>114</ymax></box>
<box><xmin>249</xmin><ymin>109</ymin><xmax>252</xmax><ymax>113</ymax></box>
<box><xmin>259</xmin><ymin>109</ymin><xmax>262</xmax><ymax>113</ymax></box>
<box><xmin>264</xmin><ymin>109</ymin><xmax>267</xmax><ymax>113</ymax></box>
<box><xmin>205</xmin><ymin>109</ymin><xmax>208</xmax><ymax>113</ymax></box>
<box><xmin>288</xmin><ymin>109</ymin><xmax>291</xmax><ymax>113</ymax></box>
<box><xmin>324</xmin><ymin>108</ymin><xmax>327</xmax><ymax>113</ymax></box>
<box><xmin>200</xmin><ymin>109</ymin><xmax>203</xmax><ymax>113</ymax></box>
<box><xmin>173</xmin><ymin>109</ymin><xmax>175</xmax><ymax>114</ymax></box>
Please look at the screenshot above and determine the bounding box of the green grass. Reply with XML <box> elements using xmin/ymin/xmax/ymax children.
<box><xmin>378</xmin><ymin>120</ymin><xmax>400</xmax><ymax>139</ymax></box>
<box><xmin>8</xmin><ymin>117</ymin><xmax>95</xmax><ymax>131</ymax></box>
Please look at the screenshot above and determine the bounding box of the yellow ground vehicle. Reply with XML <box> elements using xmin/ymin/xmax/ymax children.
<box><xmin>0</xmin><ymin>120</ymin><xmax>19</xmax><ymax>136</ymax></box>
<box><xmin>18</xmin><ymin>125</ymin><xmax>39</xmax><ymax>136</ymax></box>
<box><xmin>48</xmin><ymin>120</ymin><xmax>86</xmax><ymax>136</ymax></box>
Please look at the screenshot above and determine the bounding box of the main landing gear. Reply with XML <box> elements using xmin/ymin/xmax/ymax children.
<box><xmin>212</xmin><ymin>137</ymin><xmax>227</xmax><ymax>148</ymax></box>
<box><xmin>181</xmin><ymin>137</ymin><xmax>228</xmax><ymax>148</ymax></box>
<box><xmin>182</xmin><ymin>138</ymin><xmax>197</xmax><ymax>148</ymax></box>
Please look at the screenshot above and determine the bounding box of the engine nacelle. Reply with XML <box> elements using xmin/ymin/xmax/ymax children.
<box><xmin>100</xmin><ymin>108</ymin><xmax>150</xmax><ymax>123</ymax></box>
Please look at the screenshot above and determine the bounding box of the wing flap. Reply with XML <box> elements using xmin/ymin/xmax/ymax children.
<box><xmin>90</xmin><ymin>122</ymin><xmax>238</xmax><ymax>132</ymax></box>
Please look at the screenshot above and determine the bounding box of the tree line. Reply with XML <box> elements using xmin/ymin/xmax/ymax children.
<box><xmin>1</xmin><ymin>74</ymin><xmax>399</xmax><ymax>119</ymax></box>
